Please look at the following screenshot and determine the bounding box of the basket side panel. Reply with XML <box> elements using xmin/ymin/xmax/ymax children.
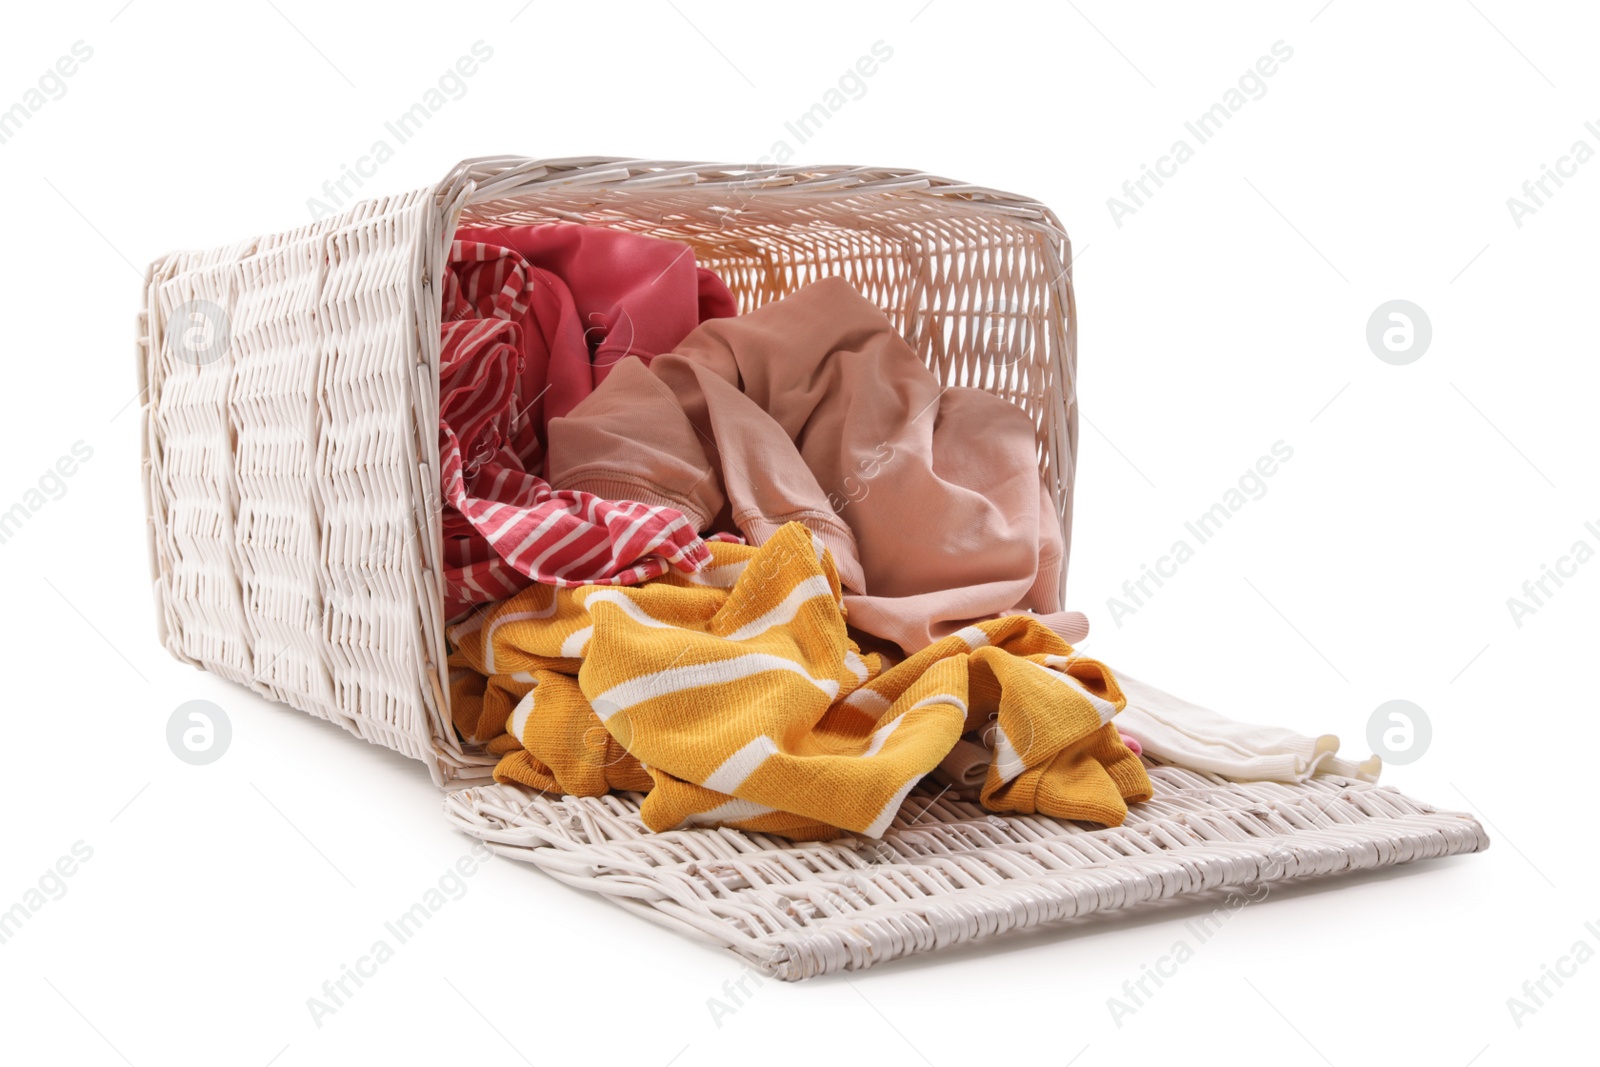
<box><xmin>230</xmin><ymin>237</ymin><xmax>337</xmax><ymax>720</ymax></box>
<box><xmin>315</xmin><ymin>204</ymin><xmax>437</xmax><ymax>763</ymax></box>
<box><xmin>142</xmin><ymin>192</ymin><xmax>454</xmax><ymax>777</ymax></box>
<box><xmin>147</xmin><ymin>257</ymin><xmax>253</xmax><ymax>682</ymax></box>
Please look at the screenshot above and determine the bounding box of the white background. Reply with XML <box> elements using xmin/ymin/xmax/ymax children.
<box><xmin>1</xmin><ymin>1</ymin><xmax>1594</xmax><ymax>1064</ymax></box>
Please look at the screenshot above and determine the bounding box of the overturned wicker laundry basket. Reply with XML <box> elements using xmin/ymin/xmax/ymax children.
<box><xmin>138</xmin><ymin>156</ymin><xmax>1082</xmax><ymax>786</ymax></box>
<box><xmin>138</xmin><ymin>157</ymin><xmax>1485</xmax><ymax>978</ymax></box>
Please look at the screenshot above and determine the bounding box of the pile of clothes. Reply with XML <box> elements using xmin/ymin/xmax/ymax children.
<box><xmin>440</xmin><ymin>224</ymin><xmax>1378</xmax><ymax>841</ymax></box>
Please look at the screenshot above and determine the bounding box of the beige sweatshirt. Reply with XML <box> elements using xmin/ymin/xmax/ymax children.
<box><xmin>546</xmin><ymin>276</ymin><xmax>1064</xmax><ymax>654</ymax></box>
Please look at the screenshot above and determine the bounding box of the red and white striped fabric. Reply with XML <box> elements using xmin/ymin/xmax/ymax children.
<box><xmin>438</xmin><ymin>231</ymin><xmax>736</xmax><ymax>621</ymax></box>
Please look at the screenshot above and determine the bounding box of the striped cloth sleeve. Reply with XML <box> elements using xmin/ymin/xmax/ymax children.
<box><xmin>438</xmin><ymin>235</ymin><xmax>735</xmax><ymax>620</ymax></box>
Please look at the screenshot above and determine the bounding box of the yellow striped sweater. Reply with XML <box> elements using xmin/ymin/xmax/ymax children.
<box><xmin>448</xmin><ymin>522</ymin><xmax>1151</xmax><ymax>840</ymax></box>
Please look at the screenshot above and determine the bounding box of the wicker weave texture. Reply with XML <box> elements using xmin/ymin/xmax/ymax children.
<box><xmin>139</xmin><ymin>157</ymin><xmax>1081</xmax><ymax>785</ymax></box>
<box><xmin>443</xmin><ymin>765</ymin><xmax>1488</xmax><ymax>981</ymax></box>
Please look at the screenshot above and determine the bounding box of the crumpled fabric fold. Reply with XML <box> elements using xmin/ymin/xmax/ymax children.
<box><xmin>1111</xmin><ymin>670</ymin><xmax>1382</xmax><ymax>784</ymax></box>
<box><xmin>545</xmin><ymin>276</ymin><xmax>1066</xmax><ymax>655</ymax></box>
<box><xmin>448</xmin><ymin>522</ymin><xmax>1150</xmax><ymax>840</ymax></box>
<box><xmin>437</xmin><ymin>225</ymin><xmax>738</xmax><ymax>619</ymax></box>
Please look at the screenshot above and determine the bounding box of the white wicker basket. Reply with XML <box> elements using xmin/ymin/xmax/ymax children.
<box><xmin>139</xmin><ymin>158</ymin><xmax>1487</xmax><ymax>977</ymax></box>
<box><xmin>138</xmin><ymin>157</ymin><xmax>1081</xmax><ymax>786</ymax></box>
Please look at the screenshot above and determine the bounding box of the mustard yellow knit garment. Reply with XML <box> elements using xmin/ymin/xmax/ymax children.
<box><xmin>448</xmin><ymin>522</ymin><xmax>1151</xmax><ymax>840</ymax></box>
